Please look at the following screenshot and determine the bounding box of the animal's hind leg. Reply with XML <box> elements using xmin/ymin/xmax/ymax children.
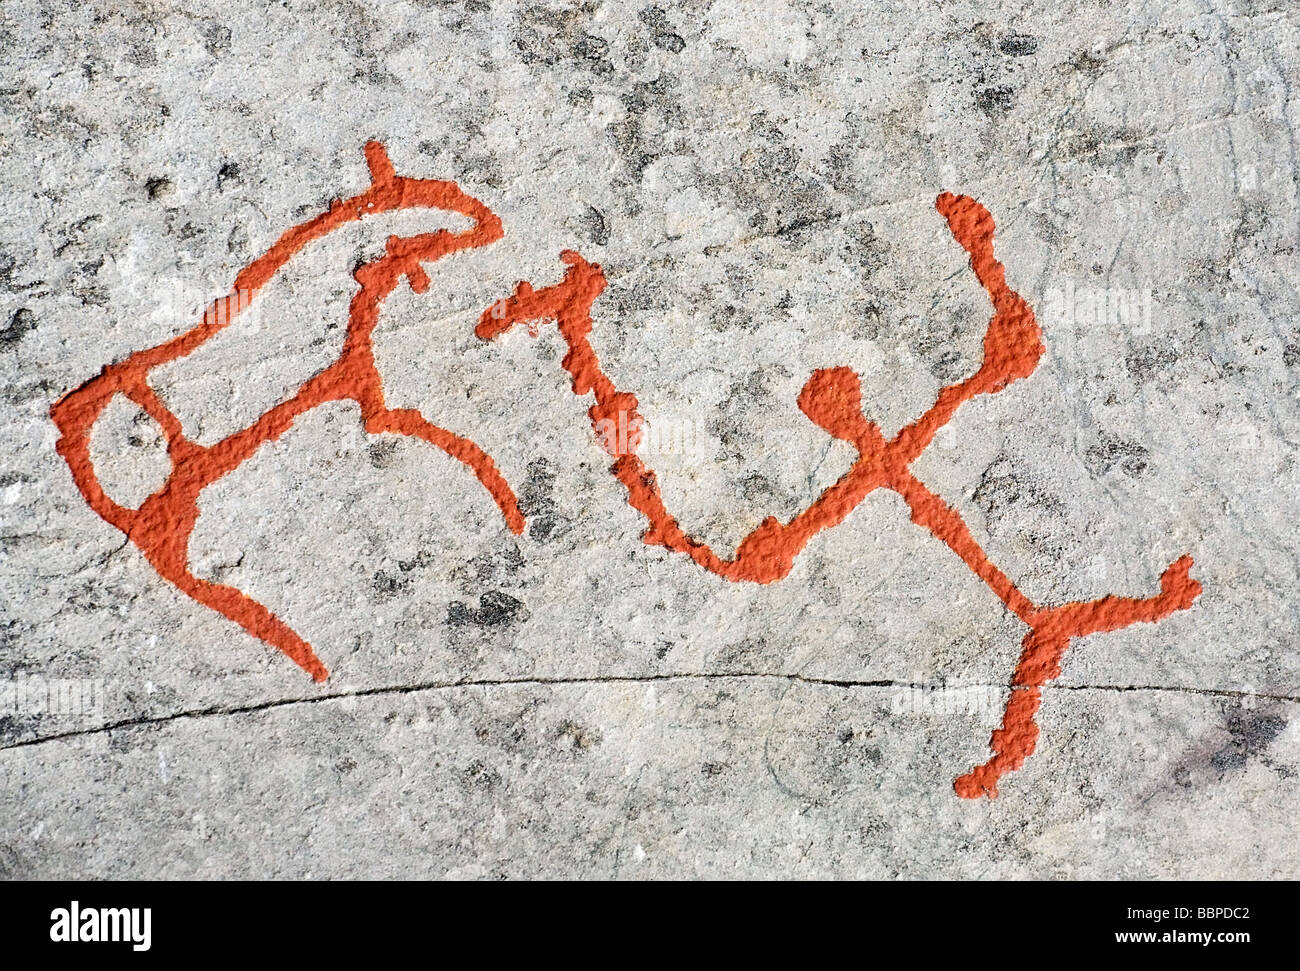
<box><xmin>363</xmin><ymin>408</ymin><xmax>524</xmax><ymax>534</ymax></box>
<box><xmin>170</xmin><ymin>570</ymin><xmax>329</xmax><ymax>682</ymax></box>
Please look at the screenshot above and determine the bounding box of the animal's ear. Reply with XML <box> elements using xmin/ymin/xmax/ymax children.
<box><xmin>364</xmin><ymin>141</ymin><xmax>396</xmax><ymax>184</ymax></box>
<box><xmin>797</xmin><ymin>367</ymin><xmax>870</xmax><ymax>443</ymax></box>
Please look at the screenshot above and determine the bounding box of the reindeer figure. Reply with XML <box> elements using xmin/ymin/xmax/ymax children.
<box><xmin>52</xmin><ymin>143</ymin><xmax>1202</xmax><ymax>797</ymax></box>
<box><xmin>50</xmin><ymin>143</ymin><xmax>521</xmax><ymax>683</ymax></box>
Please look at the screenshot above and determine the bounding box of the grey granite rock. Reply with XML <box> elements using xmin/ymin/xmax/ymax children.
<box><xmin>0</xmin><ymin>0</ymin><xmax>1296</xmax><ymax>878</ymax></box>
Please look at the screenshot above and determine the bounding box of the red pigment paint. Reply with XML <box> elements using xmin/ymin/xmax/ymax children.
<box><xmin>475</xmin><ymin>195</ymin><xmax>1201</xmax><ymax>798</ymax></box>
<box><xmin>51</xmin><ymin>143</ymin><xmax>519</xmax><ymax>683</ymax></box>
<box><xmin>51</xmin><ymin>143</ymin><xmax>1202</xmax><ymax>797</ymax></box>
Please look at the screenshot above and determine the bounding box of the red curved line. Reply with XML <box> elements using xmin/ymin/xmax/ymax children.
<box><xmin>477</xmin><ymin>196</ymin><xmax>1202</xmax><ymax>798</ymax></box>
<box><xmin>50</xmin><ymin>142</ymin><xmax>520</xmax><ymax>682</ymax></box>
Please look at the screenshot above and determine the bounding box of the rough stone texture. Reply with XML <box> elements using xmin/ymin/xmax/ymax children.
<box><xmin>1</xmin><ymin>0</ymin><xmax>1297</xmax><ymax>878</ymax></box>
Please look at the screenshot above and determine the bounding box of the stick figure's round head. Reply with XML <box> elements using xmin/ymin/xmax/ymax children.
<box><xmin>797</xmin><ymin>367</ymin><xmax>883</xmax><ymax>449</ymax></box>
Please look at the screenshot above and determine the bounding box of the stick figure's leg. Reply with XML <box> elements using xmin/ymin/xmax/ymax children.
<box><xmin>955</xmin><ymin>556</ymin><xmax>1201</xmax><ymax>797</ymax></box>
<box><xmin>885</xmin><ymin>469</ymin><xmax>1201</xmax><ymax>797</ymax></box>
<box><xmin>890</xmin><ymin>470</ymin><xmax>1038</xmax><ymax>624</ymax></box>
<box><xmin>953</xmin><ymin>630</ymin><xmax>1057</xmax><ymax>798</ymax></box>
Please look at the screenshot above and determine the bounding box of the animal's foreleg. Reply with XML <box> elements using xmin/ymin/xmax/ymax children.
<box><xmin>365</xmin><ymin>408</ymin><xmax>524</xmax><ymax>535</ymax></box>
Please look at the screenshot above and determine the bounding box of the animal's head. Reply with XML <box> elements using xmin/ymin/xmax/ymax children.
<box><xmin>344</xmin><ymin>141</ymin><xmax>504</xmax><ymax>297</ymax></box>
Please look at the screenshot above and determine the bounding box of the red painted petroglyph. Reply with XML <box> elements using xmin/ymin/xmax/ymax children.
<box><xmin>51</xmin><ymin>143</ymin><xmax>1202</xmax><ymax>797</ymax></box>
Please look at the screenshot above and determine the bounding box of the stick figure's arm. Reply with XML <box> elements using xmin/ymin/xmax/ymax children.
<box><xmin>891</xmin><ymin>194</ymin><xmax>1044</xmax><ymax>464</ymax></box>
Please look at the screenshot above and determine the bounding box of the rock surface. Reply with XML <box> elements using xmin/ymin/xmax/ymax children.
<box><xmin>1</xmin><ymin>0</ymin><xmax>1297</xmax><ymax>878</ymax></box>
